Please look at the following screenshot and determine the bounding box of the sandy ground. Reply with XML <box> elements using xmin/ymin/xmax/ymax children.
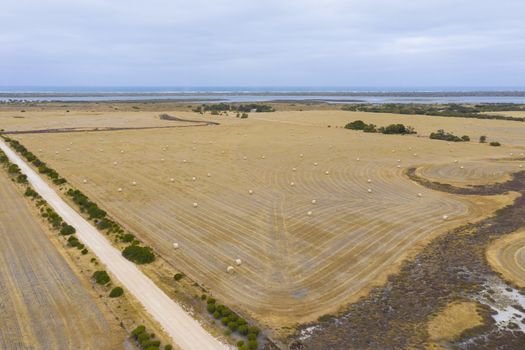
<box><xmin>6</xmin><ymin>108</ymin><xmax>524</xmax><ymax>332</ymax></box>
<box><xmin>0</xmin><ymin>170</ymin><xmax>126</xmax><ymax>349</ymax></box>
<box><xmin>0</xmin><ymin>140</ymin><xmax>230</xmax><ymax>350</ymax></box>
<box><xmin>486</xmin><ymin>229</ymin><xmax>525</xmax><ymax>288</ymax></box>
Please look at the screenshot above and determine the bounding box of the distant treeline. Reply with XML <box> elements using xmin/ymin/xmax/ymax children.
<box><xmin>345</xmin><ymin>120</ymin><xmax>416</xmax><ymax>135</ymax></box>
<box><xmin>342</xmin><ymin>103</ymin><xmax>525</xmax><ymax>122</ymax></box>
<box><xmin>193</xmin><ymin>103</ymin><xmax>274</xmax><ymax>113</ymax></box>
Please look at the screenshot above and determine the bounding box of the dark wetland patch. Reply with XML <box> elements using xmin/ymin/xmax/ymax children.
<box><xmin>291</xmin><ymin>169</ymin><xmax>525</xmax><ymax>350</ymax></box>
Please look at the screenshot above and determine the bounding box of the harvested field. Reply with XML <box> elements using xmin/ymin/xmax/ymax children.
<box><xmin>426</xmin><ymin>301</ymin><xmax>484</xmax><ymax>345</ymax></box>
<box><xmin>9</xmin><ymin>108</ymin><xmax>523</xmax><ymax>332</ymax></box>
<box><xmin>486</xmin><ymin>229</ymin><xmax>525</xmax><ymax>288</ymax></box>
<box><xmin>0</xmin><ymin>171</ymin><xmax>125</xmax><ymax>349</ymax></box>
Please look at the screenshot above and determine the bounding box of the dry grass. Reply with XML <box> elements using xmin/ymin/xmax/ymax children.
<box><xmin>486</xmin><ymin>229</ymin><xmax>525</xmax><ymax>288</ymax></box>
<box><xmin>426</xmin><ymin>301</ymin><xmax>484</xmax><ymax>344</ymax></box>
<box><xmin>0</xmin><ymin>171</ymin><xmax>125</xmax><ymax>349</ymax></box>
<box><xmin>6</xmin><ymin>107</ymin><xmax>524</xmax><ymax>332</ymax></box>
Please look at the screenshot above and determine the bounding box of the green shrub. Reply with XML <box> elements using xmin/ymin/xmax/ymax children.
<box><xmin>92</xmin><ymin>270</ymin><xmax>111</xmax><ymax>284</ymax></box>
<box><xmin>122</xmin><ymin>245</ymin><xmax>155</xmax><ymax>264</ymax></box>
<box><xmin>173</xmin><ymin>273</ymin><xmax>185</xmax><ymax>281</ymax></box>
<box><xmin>247</xmin><ymin>340</ymin><xmax>258</xmax><ymax>350</ymax></box>
<box><xmin>461</xmin><ymin>135</ymin><xmax>470</xmax><ymax>141</ymax></box>
<box><xmin>131</xmin><ymin>325</ymin><xmax>146</xmax><ymax>337</ymax></box>
<box><xmin>238</xmin><ymin>325</ymin><xmax>249</xmax><ymax>335</ymax></box>
<box><xmin>81</xmin><ymin>248</ymin><xmax>88</xmax><ymax>255</ymax></box>
<box><xmin>213</xmin><ymin>311</ymin><xmax>221</xmax><ymax>319</ymax></box>
<box><xmin>60</xmin><ymin>224</ymin><xmax>76</xmax><ymax>235</ymax></box>
<box><xmin>429</xmin><ymin>129</ymin><xmax>469</xmax><ymax>142</ymax></box>
<box><xmin>248</xmin><ymin>326</ymin><xmax>260</xmax><ymax>336</ymax></box>
<box><xmin>8</xmin><ymin>163</ymin><xmax>20</xmax><ymax>174</ymax></box>
<box><xmin>479</xmin><ymin>135</ymin><xmax>487</xmax><ymax>143</ymax></box>
<box><xmin>121</xmin><ymin>233</ymin><xmax>135</xmax><ymax>243</ymax></box>
<box><xmin>345</xmin><ymin>120</ymin><xmax>366</xmax><ymax>130</ymax></box>
<box><xmin>207</xmin><ymin>297</ymin><xmax>216</xmax><ymax>304</ymax></box>
<box><xmin>362</xmin><ymin>124</ymin><xmax>377</xmax><ymax>133</ymax></box>
<box><xmin>207</xmin><ymin>303</ymin><xmax>216</xmax><ymax>313</ymax></box>
<box><xmin>164</xmin><ymin>345</ymin><xmax>173</xmax><ymax>350</ymax></box>
<box><xmin>240</xmin><ymin>113</ymin><xmax>248</xmax><ymax>119</ymax></box>
<box><xmin>228</xmin><ymin>321</ymin><xmax>238</xmax><ymax>331</ymax></box>
<box><xmin>109</xmin><ymin>286</ymin><xmax>124</xmax><ymax>298</ymax></box>
<box><xmin>490</xmin><ymin>141</ymin><xmax>501</xmax><ymax>146</ymax></box>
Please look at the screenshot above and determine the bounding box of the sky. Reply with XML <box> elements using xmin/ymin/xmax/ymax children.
<box><xmin>1</xmin><ymin>0</ymin><xmax>525</xmax><ymax>87</ymax></box>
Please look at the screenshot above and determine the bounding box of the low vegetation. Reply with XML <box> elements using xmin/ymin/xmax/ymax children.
<box><xmin>342</xmin><ymin>103</ymin><xmax>525</xmax><ymax>122</ymax></box>
<box><xmin>122</xmin><ymin>244</ymin><xmax>155</xmax><ymax>264</ymax></box>
<box><xmin>344</xmin><ymin>120</ymin><xmax>416</xmax><ymax>135</ymax></box>
<box><xmin>490</xmin><ymin>141</ymin><xmax>501</xmax><ymax>147</ymax></box>
<box><xmin>429</xmin><ymin>129</ymin><xmax>470</xmax><ymax>142</ymax></box>
<box><xmin>193</xmin><ymin>103</ymin><xmax>274</xmax><ymax>114</ymax></box>
<box><xmin>131</xmin><ymin>324</ymin><xmax>172</xmax><ymax>350</ymax></box>
<box><xmin>92</xmin><ymin>270</ymin><xmax>111</xmax><ymax>285</ymax></box>
<box><xmin>206</xmin><ymin>297</ymin><xmax>261</xmax><ymax>349</ymax></box>
<box><xmin>3</xmin><ymin>137</ymin><xmax>67</xmax><ymax>185</ymax></box>
<box><xmin>109</xmin><ymin>286</ymin><xmax>124</xmax><ymax>298</ymax></box>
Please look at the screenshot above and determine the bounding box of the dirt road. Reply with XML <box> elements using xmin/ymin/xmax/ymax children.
<box><xmin>0</xmin><ymin>139</ymin><xmax>230</xmax><ymax>350</ymax></box>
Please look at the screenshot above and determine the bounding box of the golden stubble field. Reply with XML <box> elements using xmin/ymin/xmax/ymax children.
<box><xmin>8</xmin><ymin>108</ymin><xmax>525</xmax><ymax>331</ymax></box>
<box><xmin>0</xmin><ymin>171</ymin><xmax>125</xmax><ymax>349</ymax></box>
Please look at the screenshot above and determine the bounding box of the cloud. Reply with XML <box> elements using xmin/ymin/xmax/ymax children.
<box><xmin>1</xmin><ymin>0</ymin><xmax>524</xmax><ymax>86</ymax></box>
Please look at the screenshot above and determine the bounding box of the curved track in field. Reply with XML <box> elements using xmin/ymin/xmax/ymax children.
<box><xmin>14</xmin><ymin>118</ymin><xmax>514</xmax><ymax>328</ymax></box>
<box><xmin>487</xmin><ymin>229</ymin><xmax>525</xmax><ymax>288</ymax></box>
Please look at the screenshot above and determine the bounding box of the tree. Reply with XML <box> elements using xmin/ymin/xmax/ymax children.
<box><xmin>122</xmin><ymin>245</ymin><xmax>155</xmax><ymax>264</ymax></box>
<box><xmin>109</xmin><ymin>287</ymin><xmax>124</xmax><ymax>298</ymax></box>
<box><xmin>344</xmin><ymin>120</ymin><xmax>366</xmax><ymax>130</ymax></box>
<box><xmin>92</xmin><ymin>270</ymin><xmax>111</xmax><ymax>284</ymax></box>
<box><xmin>479</xmin><ymin>135</ymin><xmax>487</xmax><ymax>143</ymax></box>
<box><xmin>489</xmin><ymin>141</ymin><xmax>501</xmax><ymax>146</ymax></box>
<box><xmin>60</xmin><ymin>224</ymin><xmax>76</xmax><ymax>235</ymax></box>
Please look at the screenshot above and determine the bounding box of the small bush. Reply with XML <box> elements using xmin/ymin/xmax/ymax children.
<box><xmin>121</xmin><ymin>233</ymin><xmax>135</xmax><ymax>243</ymax></box>
<box><xmin>173</xmin><ymin>273</ymin><xmax>185</xmax><ymax>281</ymax></box>
<box><xmin>92</xmin><ymin>270</ymin><xmax>111</xmax><ymax>284</ymax></box>
<box><xmin>122</xmin><ymin>245</ymin><xmax>155</xmax><ymax>264</ymax></box>
<box><xmin>60</xmin><ymin>224</ymin><xmax>76</xmax><ymax>235</ymax></box>
<box><xmin>345</xmin><ymin>120</ymin><xmax>366</xmax><ymax>130</ymax></box>
<box><xmin>131</xmin><ymin>325</ymin><xmax>145</xmax><ymax>337</ymax></box>
<box><xmin>81</xmin><ymin>248</ymin><xmax>88</xmax><ymax>255</ymax></box>
<box><xmin>490</xmin><ymin>141</ymin><xmax>501</xmax><ymax>146</ymax></box>
<box><xmin>109</xmin><ymin>286</ymin><xmax>124</xmax><ymax>298</ymax></box>
<box><xmin>207</xmin><ymin>303</ymin><xmax>216</xmax><ymax>314</ymax></box>
<box><xmin>164</xmin><ymin>345</ymin><xmax>173</xmax><ymax>350</ymax></box>
<box><xmin>247</xmin><ymin>340</ymin><xmax>258</xmax><ymax>350</ymax></box>
<box><xmin>479</xmin><ymin>135</ymin><xmax>487</xmax><ymax>143</ymax></box>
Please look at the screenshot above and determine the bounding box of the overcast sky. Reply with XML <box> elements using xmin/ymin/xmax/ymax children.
<box><xmin>1</xmin><ymin>0</ymin><xmax>525</xmax><ymax>87</ymax></box>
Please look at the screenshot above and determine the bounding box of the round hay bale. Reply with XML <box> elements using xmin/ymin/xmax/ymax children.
<box><xmin>207</xmin><ymin>173</ymin><xmax>211</xmax><ymax>177</ymax></box>
<box><xmin>55</xmin><ymin>151</ymin><xmax>59</xmax><ymax>154</ymax></box>
<box><xmin>193</xmin><ymin>202</ymin><xmax>198</xmax><ymax>208</ymax></box>
<box><xmin>243</xmin><ymin>156</ymin><xmax>247</xmax><ymax>160</ymax></box>
<box><xmin>292</xmin><ymin>167</ymin><xmax>297</xmax><ymax>172</ymax></box>
<box><xmin>261</xmin><ymin>155</ymin><xmax>266</xmax><ymax>159</ymax></box>
<box><xmin>170</xmin><ymin>178</ymin><xmax>175</xmax><ymax>182</ymax></box>
<box><xmin>227</xmin><ymin>266</ymin><xmax>234</xmax><ymax>273</ymax></box>
<box><xmin>367</xmin><ymin>179</ymin><xmax>372</xmax><ymax>183</ymax></box>
<box><xmin>113</xmin><ymin>161</ymin><xmax>118</xmax><ymax>165</ymax></box>
<box><xmin>413</xmin><ymin>153</ymin><xmax>417</xmax><ymax>156</ymax></box>
<box><xmin>83</xmin><ymin>179</ymin><xmax>88</xmax><ymax>184</ymax></box>
<box><xmin>66</xmin><ymin>148</ymin><xmax>70</xmax><ymax>151</ymax></box>
<box><xmin>314</xmin><ymin>162</ymin><xmax>318</xmax><ymax>166</ymax></box>
<box><xmin>161</xmin><ymin>158</ymin><xmax>165</xmax><ymax>161</ymax></box>
<box><xmin>120</xmin><ymin>150</ymin><xmax>124</xmax><ymax>153</ymax></box>
<box><xmin>248</xmin><ymin>190</ymin><xmax>253</xmax><ymax>195</ymax></box>
<box><xmin>325</xmin><ymin>170</ymin><xmax>330</xmax><ymax>175</ymax></box>
<box><xmin>454</xmin><ymin>160</ymin><xmax>458</xmax><ymax>163</ymax></box>
<box><xmin>173</xmin><ymin>243</ymin><xmax>179</xmax><ymax>249</ymax></box>
<box><xmin>519</xmin><ymin>165</ymin><xmax>523</xmax><ymax>168</ymax></box>
<box><xmin>367</xmin><ymin>188</ymin><xmax>372</xmax><ymax>193</ymax></box>
<box><xmin>132</xmin><ymin>181</ymin><xmax>137</xmax><ymax>186</ymax></box>
<box><xmin>356</xmin><ymin>157</ymin><xmax>360</xmax><ymax>161</ymax></box>
<box><xmin>118</xmin><ymin>187</ymin><xmax>123</xmax><ymax>192</ymax></box>
<box><xmin>397</xmin><ymin>165</ymin><xmax>401</xmax><ymax>168</ymax></box>
<box><xmin>442</xmin><ymin>215</ymin><xmax>449</xmax><ymax>220</ymax></box>
<box><xmin>397</xmin><ymin>159</ymin><xmax>401</xmax><ymax>163</ymax></box>
<box><xmin>460</xmin><ymin>166</ymin><xmax>464</xmax><ymax>169</ymax></box>
<box><xmin>235</xmin><ymin>259</ymin><xmax>242</xmax><ymax>266</ymax></box>
<box><xmin>38</xmin><ymin>149</ymin><xmax>42</xmax><ymax>152</ymax></box>
<box><xmin>192</xmin><ymin>177</ymin><xmax>196</xmax><ymax>181</ymax></box>
<box><xmin>290</xmin><ymin>182</ymin><xmax>295</xmax><ymax>186</ymax></box>
<box><xmin>300</xmin><ymin>154</ymin><xmax>304</xmax><ymax>157</ymax></box>
<box><xmin>311</xmin><ymin>199</ymin><xmax>317</xmax><ymax>204</ymax></box>
<box><xmin>307</xmin><ymin>210</ymin><xmax>313</xmax><ymax>216</ymax></box>
<box><xmin>183</xmin><ymin>159</ymin><xmax>187</xmax><ymax>163</ymax></box>
<box><xmin>192</xmin><ymin>147</ymin><xmax>196</xmax><ymax>151</ymax></box>
<box><xmin>417</xmin><ymin>193</ymin><xmax>422</xmax><ymax>197</ymax></box>
<box><xmin>221</xmin><ymin>150</ymin><xmax>225</xmax><ymax>154</ymax></box>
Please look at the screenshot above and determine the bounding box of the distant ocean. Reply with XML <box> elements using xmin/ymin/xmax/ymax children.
<box><xmin>1</xmin><ymin>86</ymin><xmax>525</xmax><ymax>104</ymax></box>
